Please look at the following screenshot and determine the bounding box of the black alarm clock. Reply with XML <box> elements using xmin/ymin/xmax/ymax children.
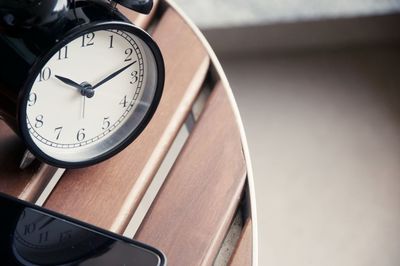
<box><xmin>0</xmin><ymin>0</ymin><xmax>164</xmax><ymax>168</ymax></box>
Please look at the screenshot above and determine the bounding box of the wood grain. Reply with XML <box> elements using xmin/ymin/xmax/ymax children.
<box><xmin>229</xmin><ymin>219</ymin><xmax>253</xmax><ymax>266</ymax></box>
<box><xmin>118</xmin><ymin>0</ymin><xmax>159</xmax><ymax>29</ymax></box>
<box><xmin>0</xmin><ymin>120</ymin><xmax>57</xmax><ymax>202</ymax></box>
<box><xmin>43</xmin><ymin>8</ymin><xmax>210</xmax><ymax>233</ymax></box>
<box><xmin>135</xmin><ymin>82</ymin><xmax>247</xmax><ymax>266</ymax></box>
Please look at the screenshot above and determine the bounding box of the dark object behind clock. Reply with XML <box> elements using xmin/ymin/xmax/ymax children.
<box><xmin>0</xmin><ymin>0</ymin><xmax>70</xmax><ymax>30</ymax></box>
<box><xmin>0</xmin><ymin>0</ymin><xmax>153</xmax><ymax>32</ymax></box>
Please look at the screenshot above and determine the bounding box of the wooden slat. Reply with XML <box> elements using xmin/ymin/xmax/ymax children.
<box><xmin>43</xmin><ymin>8</ymin><xmax>210</xmax><ymax>233</ymax></box>
<box><xmin>0</xmin><ymin>120</ymin><xmax>57</xmax><ymax>202</ymax></box>
<box><xmin>229</xmin><ymin>219</ymin><xmax>253</xmax><ymax>266</ymax></box>
<box><xmin>135</xmin><ymin>82</ymin><xmax>247</xmax><ymax>266</ymax></box>
<box><xmin>0</xmin><ymin>120</ymin><xmax>35</xmax><ymax>196</ymax></box>
<box><xmin>118</xmin><ymin>0</ymin><xmax>159</xmax><ymax>29</ymax></box>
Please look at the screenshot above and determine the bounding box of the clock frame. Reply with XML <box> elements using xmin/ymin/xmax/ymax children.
<box><xmin>0</xmin><ymin>0</ymin><xmax>164</xmax><ymax>168</ymax></box>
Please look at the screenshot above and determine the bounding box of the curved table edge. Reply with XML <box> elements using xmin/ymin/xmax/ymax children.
<box><xmin>165</xmin><ymin>1</ymin><xmax>259</xmax><ymax>265</ymax></box>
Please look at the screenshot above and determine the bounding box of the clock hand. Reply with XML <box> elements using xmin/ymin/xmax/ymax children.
<box><xmin>55</xmin><ymin>75</ymin><xmax>83</xmax><ymax>91</ymax></box>
<box><xmin>82</xmin><ymin>96</ymin><xmax>86</xmax><ymax>119</ymax></box>
<box><xmin>92</xmin><ymin>61</ymin><xmax>136</xmax><ymax>90</ymax></box>
<box><xmin>56</xmin><ymin>76</ymin><xmax>95</xmax><ymax>98</ymax></box>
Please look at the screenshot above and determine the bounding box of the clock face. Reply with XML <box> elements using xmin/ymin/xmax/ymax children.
<box><xmin>22</xmin><ymin>24</ymin><xmax>163</xmax><ymax>166</ymax></box>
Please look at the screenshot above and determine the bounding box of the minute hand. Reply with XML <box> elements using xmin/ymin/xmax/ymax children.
<box><xmin>92</xmin><ymin>61</ymin><xmax>136</xmax><ymax>90</ymax></box>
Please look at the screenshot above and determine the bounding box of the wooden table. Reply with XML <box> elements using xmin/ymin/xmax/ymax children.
<box><xmin>0</xmin><ymin>1</ymin><xmax>258</xmax><ymax>265</ymax></box>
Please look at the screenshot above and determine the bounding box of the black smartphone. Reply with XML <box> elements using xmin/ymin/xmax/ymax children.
<box><xmin>0</xmin><ymin>193</ymin><xmax>166</xmax><ymax>266</ymax></box>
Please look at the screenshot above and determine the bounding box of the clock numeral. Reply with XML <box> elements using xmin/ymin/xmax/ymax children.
<box><xmin>28</xmin><ymin>92</ymin><xmax>37</xmax><ymax>106</ymax></box>
<box><xmin>81</xmin><ymin>32</ymin><xmax>95</xmax><ymax>47</ymax></box>
<box><xmin>24</xmin><ymin>223</ymin><xmax>36</xmax><ymax>235</ymax></box>
<box><xmin>102</xmin><ymin>117</ymin><xmax>111</xmax><ymax>130</ymax></box>
<box><xmin>54</xmin><ymin>126</ymin><xmax>63</xmax><ymax>140</ymax></box>
<box><xmin>35</xmin><ymin>115</ymin><xmax>44</xmax><ymax>128</ymax></box>
<box><xmin>59</xmin><ymin>230</ymin><xmax>72</xmax><ymax>244</ymax></box>
<box><xmin>57</xmin><ymin>45</ymin><xmax>68</xmax><ymax>60</ymax></box>
<box><xmin>124</xmin><ymin>48</ymin><xmax>133</xmax><ymax>62</ymax></box>
<box><xmin>119</xmin><ymin>95</ymin><xmax>128</xmax><ymax>108</ymax></box>
<box><xmin>38</xmin><ymin>67</ymin><xmax>51</xmax><ymax>82</ymax></box>
<box><xmin>39</xmin><ymin>231</ymin><xmax>49</xmax><ymax>244</ymax></box>
<box><xmin>109</xmin><ymin>35</ymin><xmax>114</xmax><ymax>48</ymax></box>
<box><xmin>77</xmin><ymin>128</ymin><xmax>86</xmax><ymax>141</ymax></box>
<box><xmin>130</xmin><ymin>71</ymin><xmax>138</xmax><ymax>84</ymax></box>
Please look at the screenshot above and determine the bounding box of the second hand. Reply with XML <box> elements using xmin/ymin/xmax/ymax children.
<box><xmin>82</xmin><ymin>96</ymin><xmax>86</xmax><ymax>119</ymax></box>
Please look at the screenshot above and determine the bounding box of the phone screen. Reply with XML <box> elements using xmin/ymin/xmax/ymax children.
<box><xmin>0</xmin><ymin>194</ymin><xmax>165</xmax><ymax>266</ymax></box>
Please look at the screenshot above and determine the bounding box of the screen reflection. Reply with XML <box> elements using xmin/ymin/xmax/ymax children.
<box><xmin>0</xmin><ymin>195</ymin><xmax>162</xmax><ymax>266</ymax></box>
<box><xmin>13</xmin><ymin>208</ymin><xmax>113</xmax><ymax>265</ymax></box>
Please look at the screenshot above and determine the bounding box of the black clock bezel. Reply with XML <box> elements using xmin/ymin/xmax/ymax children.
<box><xmin>17</xmin><ymin>21</ymin><xmax>164</xmax><ymax>168</ymax></box>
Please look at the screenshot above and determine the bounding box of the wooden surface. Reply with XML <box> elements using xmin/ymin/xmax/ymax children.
<box><xmin>43</xmin><ymin>7</ymin><xmax>210</xmax><ymax>233</ymax></box>
<box><xmin>229</xmin><ymin>219</ymin><xmax>253</xmax><ymax>266</ymax></box>
<box><xmin>135</xmin><ymin>82</ymin><xmax>247</xmax><ymax>266</ymax></box>
<box><xmin>0</xmin><ymin>1</ymin><xmax>256</xmax><ymax>264</ymax></box>
<box><xmin>0</xmin><ymin>120</ymin><xmax>57</xmax><ymax>202</ymax></box>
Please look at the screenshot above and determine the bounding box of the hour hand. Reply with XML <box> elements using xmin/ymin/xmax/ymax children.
<box><xmin>55</xmin><ymin>75</ymin><xmax>83</xmax><ymax>91</ymax></box>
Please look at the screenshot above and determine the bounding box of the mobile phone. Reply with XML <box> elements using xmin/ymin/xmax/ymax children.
<box><xmin>0</xmin><ymin>193</ymin><xmax>166</xmax><ymax>266</ymax></box>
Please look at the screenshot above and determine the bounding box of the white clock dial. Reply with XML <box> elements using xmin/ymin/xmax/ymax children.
<box><xmin>25</xmin><ymin>27</ymin><xmax>161</xmax><ymax>164</ymax></box>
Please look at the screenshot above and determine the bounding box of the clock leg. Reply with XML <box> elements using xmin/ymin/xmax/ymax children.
<box><xmin>19</xmin><ymin>150</ymin><xmax>36</xmax><ymax>169</ymax></box>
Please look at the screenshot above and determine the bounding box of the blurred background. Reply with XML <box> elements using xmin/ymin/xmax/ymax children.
<box><xmin>175</xmin><ymin>1</ymin><xmax>400</xmax><ymax>265</ymax></box>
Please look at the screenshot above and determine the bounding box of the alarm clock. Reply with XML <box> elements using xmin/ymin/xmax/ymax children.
<box><xmin>0</xmin><ymin>0</ymin><xmax>164</xmax><ymax>168</ymax></box>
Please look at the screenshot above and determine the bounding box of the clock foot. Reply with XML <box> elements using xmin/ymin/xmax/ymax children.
<box><xmin>19</xmin><ymin>150</ymin><xmax>36</xmax><ymax>169</ymax></box>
